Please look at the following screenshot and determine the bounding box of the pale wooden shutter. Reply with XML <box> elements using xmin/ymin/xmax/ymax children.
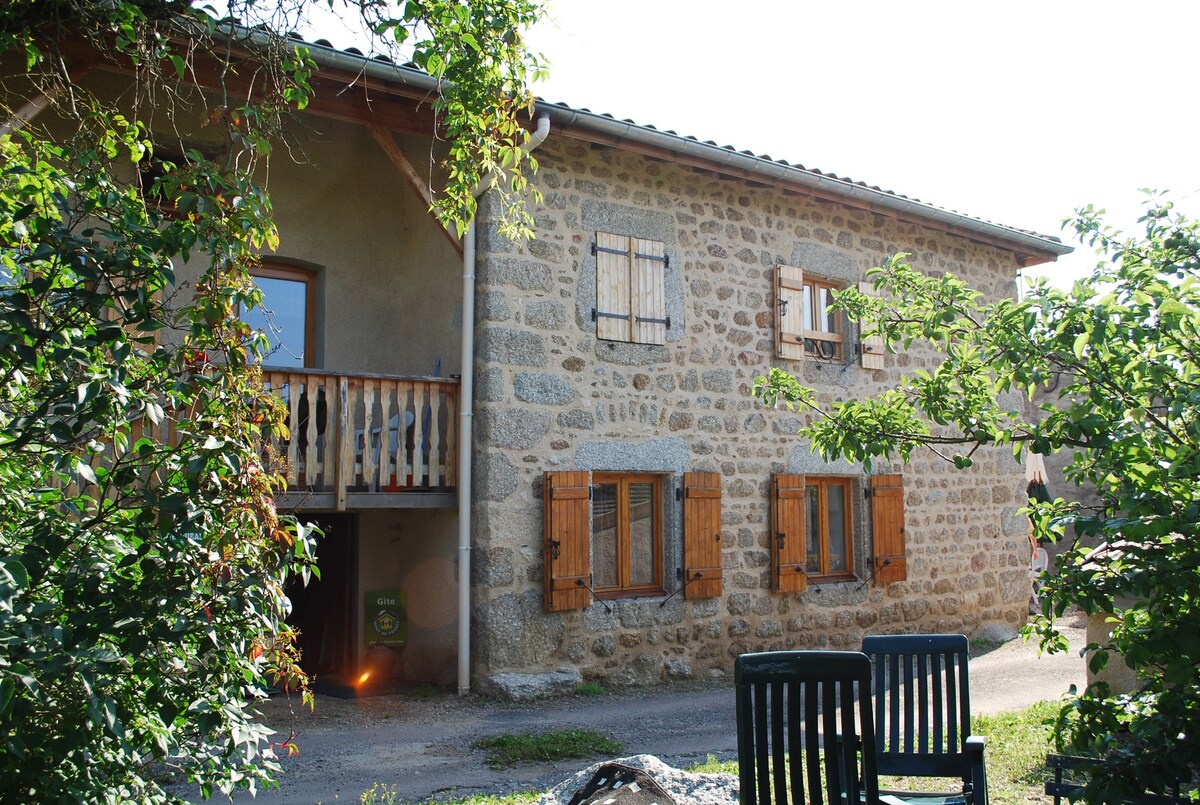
<box><xmin>543</xmin><ymin>471</ymin><xmax>592</xmax><ymax>611</ymax></box>
<box><xmin>682</xmin><ymin>471</ymin><xmax>723</xmax><ymax>599</ymax></box>
<box><xmin>632</xmin><ymin>237</ymin><xmax>668</xmax><ymax>345</ymax></box>
<box><xmin>859</xmin><ymin>280</ymin><xmax>887</xmax><ymax>370</ymax></box>
<box><xmin>595</xmin><ymin>232</ymin><xmax>632</xmax><ymax>342</ymax></box>
<box><xmin>771</xmin><ymin>474</ymin><xmax>808</xmax><ymax>592</ymax></box>
<box><xmin>775</xmin><ymin>265</ymin><xmax>806</xmax><ymax>360</ymax></box>
<box><xmin>871</xmin><ymin>474</ymin><xmax>907</xmax><ymax>584</ymax></box>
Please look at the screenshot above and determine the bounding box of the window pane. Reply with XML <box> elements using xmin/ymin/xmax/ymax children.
<box><xmin>244</xmin><ymin>275</ymin><xmax>308</xmax><ymax>367</ymax></box>
<box><xmin>802</xmin><ymin>284</ymin><xmax>814</xmax><ymax>330</ymax></box>
<box><xmin>821</xmin><ymin>287</ymin><xmax>838</xmax><ymax>334</ymax></box>
<box><xmin>806</xmin><ymin>486</ymin><xmax>821</xmax><ymax>572</ymax></box>
<box><xmin>628</xmin><ymin>482</ymin><xmax>655</xmax><ymax>586</ymax></box>
<box><xmin>592</xmin><ymin>483</ymin><xmax>618</xmax><ymax>588</ymax></box>
<box><xmin>827</xmin><ymin>484</ymin><xmax>848</xmax><ymax>573</ymax></box>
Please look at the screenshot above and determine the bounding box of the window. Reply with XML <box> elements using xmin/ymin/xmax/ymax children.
<box><xmin>591</xmin><ymin>473</ymin><xmax>662</xmax><ymax>597</ymax></box>
<box><xmin>242</xmin><ymin>264</ymin><xmax>315</xmax><ymax>368</ymax></box>
<box><xmin>804</xmin><ymin>477</ymin><xmax>853</xmax><ymax>579</ymax></box>
<box><xmin>772</xmin><ymin>473</ymin><xmax>908</xmax><ymax>591</ymax></box>
<box><xmin>593</xmin><ymin>231</ymin><xmax>669</xmax><ymax>345</ymax></box>
<box><xmin>544</xmin><ymin>470</ymin><xmax>716</xmax><ymax>611</ymax></box>
<box><xmin>774</xmin><ymin>264</ymin><xmax>844</xmax><ymax>361</ymax></box>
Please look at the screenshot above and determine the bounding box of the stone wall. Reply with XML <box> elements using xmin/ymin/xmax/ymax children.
<box><xmin>470</xmin><ymin>137</ymin><xmax>1034</xmax><ymax>689</ymax></box>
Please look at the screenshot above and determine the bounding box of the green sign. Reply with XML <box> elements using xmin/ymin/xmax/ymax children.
<box><xmin>365</xmin><ymin>590</ymin><xmax>407</xmax><ymax>647</ymax></box>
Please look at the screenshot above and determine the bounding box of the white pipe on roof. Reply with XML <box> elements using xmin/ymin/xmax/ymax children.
<box><xmin>457</xmin><ymin>113</ymin><xmax>551</xmax><ymax>696</ymax></box>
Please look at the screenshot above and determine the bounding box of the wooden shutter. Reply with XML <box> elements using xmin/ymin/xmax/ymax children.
<box><xmin>870</xmin><ymin>474</ymin><xmax>907</xmax><ymax>584</ymax></box>
<box><xmin>771</xmin><ymin>474</ymin><xmax>808</xmax><ymax>592</ymax></box>
<box><xmin>682</xmin><ymin>472</ymin><xmax>723</xmax><ymax>599</ymax></box>
<box><xmin>595</xmin><ymin>232</ymin><xmax>632</xmax><ymax>342</ymax></box>
<box><xmin>775</xmin><ymin>265</ymin><xmax>806</xmax><ymax>360</ymax></box>
<box><xmin>632</xmin><ymin>237</ymin><xmax>667</xmax><ymax>345</ymax></box>
<box><xmin>859</xmin><ymin>280</ymin><xmax>887</xmax><ymax>370</ymax></box>
<box><xmin>543</xmin><ymin>471</ymin><xmax>592</xmax><ymax>611</ymax></box>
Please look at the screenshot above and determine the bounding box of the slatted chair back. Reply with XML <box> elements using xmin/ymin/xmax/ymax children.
<box><xmin>862</xmin><ymin>634</ymin><xmax>973</xmax><ymax>779</ymax></box>
<box><xmin>735</xmin><ymin>651</ymin><xmax>881</xmax><ymax>805</ymax></box>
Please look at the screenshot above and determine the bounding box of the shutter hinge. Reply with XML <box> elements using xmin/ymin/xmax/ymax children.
<box><xmin>676</xmin><ymin>566</ymin><xmax>684</xmax><ymax>581</ymax></box>
<box><xmin>588</xmin><ymin>486</ymin><xmax>593</xmax><ymax>500</ymax></box>
<box><xmin>592</xmin><ymin>242</ymin><xmax>628</xmax><ymax>257</ymax></box>
<box><xmin>592</xmin><ymin>308</ymin><xmax>631</xmax><ymax>322</ymax></box>
<box><xmin>675</xmin><ymin>486</ymin><xmax>682</xmax><ymax>501</ymax></box>
<box><xmin>635</xmin><ymin>315</ymin><xmax>671</xmax><ymax>328</ymax></box>
<box><xmin>634</xmin><ymin>251</ymin><xmax>669</xmax><ymax>268</ymax></box>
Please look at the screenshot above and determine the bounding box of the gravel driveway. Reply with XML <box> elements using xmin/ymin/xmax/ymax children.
<box><xmin>202</xmin><ymin>613</ymin><xmax>1086</xmax><ymax>804</ymax></box>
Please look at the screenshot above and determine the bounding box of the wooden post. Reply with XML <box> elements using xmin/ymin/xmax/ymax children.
<box><xmin>336</xmin><ymin>376</ymin><xmax>349</xmax><ymax>511</ymax></box>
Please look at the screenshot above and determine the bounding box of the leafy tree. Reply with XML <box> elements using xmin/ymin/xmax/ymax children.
<box><xmin>0</xmin><ymin>0</ymin><xmax>542</xmax><ymax>801</ymax></box>
<box><xmin>755</xmin><ymin>196</ymin><xmax>1200</xmax><ymax>801</ymax></box>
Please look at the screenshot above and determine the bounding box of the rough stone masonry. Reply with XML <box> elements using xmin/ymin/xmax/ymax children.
<box><xmin>469</xmin><ymin>135</ymin><xmax>1035</xmax><ymax>695</ymax></box>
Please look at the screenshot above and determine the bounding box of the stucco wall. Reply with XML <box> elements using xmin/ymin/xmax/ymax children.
<box><xmin>469</xmin><ymin>137</ymin><xmax>1035</xmax><ymax>687</ymax></box>
<box><xmin>357</xmin><ymin>508</ymin><xmax>458</xmax><ymax>685</ymax></box>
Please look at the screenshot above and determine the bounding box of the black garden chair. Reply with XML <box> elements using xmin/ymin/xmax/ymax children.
<box><xmin>736</xmin><ymin>650</ymin><xmax>912</xmax><ymax>805</ymax></box>
<box><xmin>861</xmin><ymin>634</ymin><xmax>987</xmax><ymax>805</ymax></box>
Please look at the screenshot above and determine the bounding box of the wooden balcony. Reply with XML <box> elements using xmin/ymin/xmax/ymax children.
<box><xmin>262</xmin><ymin>369</ymin><xmax>458</xmax><ymax>510</ymax></box>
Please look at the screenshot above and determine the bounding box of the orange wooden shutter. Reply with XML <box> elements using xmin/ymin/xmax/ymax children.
<box><xmin>595</xmin><ymin>232</ymin><xmax>632</xmax><ymax>342</ymax></box>
<box><xmin>543</xmin><ymin>471</ymin><xmax>592</xmax><ymax>611</ymax></box>
<box><xmin>771</xmin><ymin>474</ymin><xmax>808</xmax><ymax>592</ymax></box>
<box><xmin>775</xmin><ymin>265</ymin><xmax>806</xmax><ymax>360</ymax></box>
<box><xmin>871</xmin><ymin>474</ymin><xmax>907</xmax><ymax>584</ymax></box>
<box><xmin>682</xmin><ymin>471</ymin><xmax>723</xmax><ymax>599</ymax></box>
<box><xmin>858</xmin><ymin>280</ymin><xmax>887</xmax><ymax>370</ymax></box>
<box><xmin>632</xmin><ymin>237</ymin><xmax>667</xmax><ymax>345</ymax></box>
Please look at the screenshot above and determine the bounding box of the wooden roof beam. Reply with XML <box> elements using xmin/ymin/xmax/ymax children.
<box><xmin>368</xmin><ymin>123</ymin><xmax>463</xmax><ymax>256</ymax></box>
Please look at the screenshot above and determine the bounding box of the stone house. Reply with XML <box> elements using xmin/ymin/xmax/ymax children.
<box><xmin>11</xmin><ymin>33</ymin><xmax>1070</xmax><ymax>696</ymax></box>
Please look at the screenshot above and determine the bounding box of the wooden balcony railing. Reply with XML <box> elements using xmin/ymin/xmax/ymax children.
<box><xmin>262</xmin><ymin>369</ymin><xmax>458</xmax><ymax>508</ymax></box>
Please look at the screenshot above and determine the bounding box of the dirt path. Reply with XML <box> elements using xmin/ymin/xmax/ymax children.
<box><xmin>203</xmin><ymin>614</ymin><xmax>1086</xmax><ymax>804</ymax></box>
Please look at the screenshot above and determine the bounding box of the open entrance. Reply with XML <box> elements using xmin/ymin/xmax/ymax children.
<box><xmin>286</xmin><ymin>512</ymin><xmax>358</xmax><ymax>679</ymax></box>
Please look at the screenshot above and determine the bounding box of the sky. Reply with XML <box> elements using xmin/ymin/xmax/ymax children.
<box><xmin>308</xmin><ymin>1</ymin><xmax>1200</xmax><ymax>289</ymax></box>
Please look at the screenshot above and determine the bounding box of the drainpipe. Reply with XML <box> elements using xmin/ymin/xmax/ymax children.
<box><xmin>458</xmin><ymin>113</ymin><xmax>551</xmax><ymax>695</ymax></box>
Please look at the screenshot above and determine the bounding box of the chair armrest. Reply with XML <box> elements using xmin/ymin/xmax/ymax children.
<box><xmin>965</xmin><ymin>735</ymin><xmax>988</xmax><ymax>805</ymax></box>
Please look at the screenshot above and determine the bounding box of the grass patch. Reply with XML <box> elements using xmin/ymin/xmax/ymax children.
<box><xmin>475</xmin><ymin>729</ymin><xmax>623</xmax><ymax>770</ymax></box>
<box><xmin>363</xmin><ymin>786</ymin><xmax>542</xmax><ymax>805</ymax></box>
<box><xmin>878</xmin><ymin>701</ymin><xmax>1058</xmax><ymax>805</ymax></box>
<box><xmin>687</xmin><ymin>754</ymin><xmax>738</xmax><ymax>775</ymax></box>
<box><xmin>575</xmin><ymin>682</ymin><xmax>605</xmax><ymax>696</ymax></box>
<box><xmin>397</xmin><ymin>683</ymin><xmax>442</xmax><ymax>700</ymax></box>
<box><xmin>436</xmin><ymin>794</ymin><xmax>542</xmax><ymax>805</ymax></box>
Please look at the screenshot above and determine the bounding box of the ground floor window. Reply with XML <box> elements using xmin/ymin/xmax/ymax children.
<box><xmin>591</xmin><ymin>473</ymin><xmax>663</xmax><ymax>598</ymax></box>
<box><xmin>805</xmin><ymin>477</ymin><xmax>854</xmax><ymax>580</ymax></box>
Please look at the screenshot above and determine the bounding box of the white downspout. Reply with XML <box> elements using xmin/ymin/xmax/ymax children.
<box><xmin>457</xmin><ymin>113</ymin><xmax>551</xmax><ymax>695</ymax></box>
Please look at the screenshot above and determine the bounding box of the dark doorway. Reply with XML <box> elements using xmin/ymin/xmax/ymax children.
<box><xmin>286</xmin><ymin>512</ymin><xmax>358</xmax><ymax>679</ymax></box>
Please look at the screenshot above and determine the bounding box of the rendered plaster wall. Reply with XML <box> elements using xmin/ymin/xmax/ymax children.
<box><xmin>250</xmin><ymin>121</ymin><xmax>461</xmax><ymax>377</ymax></box>
<box><xmin>356</xmin><ymin>508</ymin><xmax>459</xmax><ymax>685</ymax></box>
<box><xmin>469</xmin><ymin>137</ymin><xmax>1038</xmax><ymax>687</ymax></box>
<box><xmin>69</xmin><ymin>71</ymin><xmax>464</xmax><ymax>378</ymax></box>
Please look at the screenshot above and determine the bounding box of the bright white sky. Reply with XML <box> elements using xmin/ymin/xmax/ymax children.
<box><xmin>309</xmin><ymin>0</ymin><xmax>1200</xmax><ymax>289</ymax></box>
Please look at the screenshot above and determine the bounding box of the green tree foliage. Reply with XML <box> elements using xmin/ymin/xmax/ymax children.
<box><xmin>755</xmin><ymin>197</ymin><xmax>1199</xmax><ymax>800</ymax></box>
<box><xmin>0</xmin><ymin>0</ymin><xmax>542</xmax><ymax>800</ymax></box>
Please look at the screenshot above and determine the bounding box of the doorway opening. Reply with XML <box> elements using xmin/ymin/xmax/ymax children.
<box><xmin>286</xmin><ymin>512</ymin><xmax>358</xmax><ymax>680</ymax></box>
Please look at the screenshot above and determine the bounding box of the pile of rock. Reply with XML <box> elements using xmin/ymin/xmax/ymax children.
<box><xmin>535</xmin><ymin>754</ymin><xmax>738</xmax><ymax>805</ymax></box>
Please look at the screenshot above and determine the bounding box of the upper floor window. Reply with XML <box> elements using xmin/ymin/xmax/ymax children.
<box><xmin>243</xmin><ymin>264</ymin><xmax>315</xmax><ymax>368</ymax></box>
<box><xmin>775</xmin><ymin>264</ymin><xmax>844</xmax><ymax>362</ymax></box>
<box><xmin>593</xmin><ymin>231</ymin><xmax>669</xmax><ymax>345</ymax></box>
